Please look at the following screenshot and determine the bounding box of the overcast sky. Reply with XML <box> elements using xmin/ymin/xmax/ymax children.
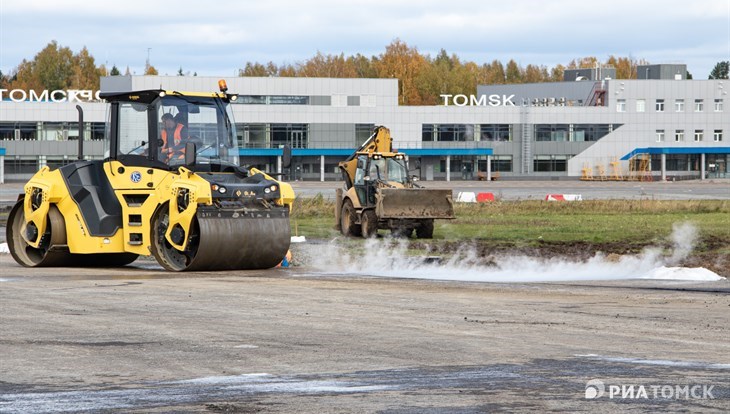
<box><xmin>1</xmin><ymin>0</ymin><xmax>729</xmax><ymax>79</ymax></box>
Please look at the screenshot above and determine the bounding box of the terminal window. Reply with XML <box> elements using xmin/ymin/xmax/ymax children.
<box><xmin>492</xmin><ymin>156</ymin><xmax>512</xmax><ymax>172</ymax></box>
<box><xmin>536</xmin><ymin>124</ymin><xmax>616</xmax><ymax>142</ymax></box>
<box><xmin>478</xmin><ymin>156</ymin><xmax>512</xmax><ymax>172</ymax></box>
<box><xmin>0</xmin><ymin>122</ymin><xmax>37</xmax><ymax>140</ymax></box>
<box><xmin>715</xmin><ymin>99</ymin><xmax>724</xmax><ymax>112</ymax></box>
<box><xmin>533</xmin><ymin>155</ymin><xmax>568</xmax><ymax>172</ymax></box>
<box><xmin>695</xmin><ymin>99</ymin><xmax>704</xmax><ymax>112</ymax></box>
<box><xmin>238</xmin><ymin>123</ymin><xmax>267</xmax><ymax>148</ymax></box>
<box><xmin>235</xmin><ymin>95</ymin><xmax>309</xmax><ymax>105</ymax></box>
<box><xmin>535</xmin><ymin>124</ymin><xmax>569</xmax><ymax>141</ymax></box>
<box><xmin>422</xmin><ymin>124</ymin><xmax>474</xmax><ymax>142</ymax></box>
<box><xmin>675</xmin><ymin>99</ymin><xmax>684</xmax><ymax>112</ymax></box>
<box><xmin>651</xmin><ymin>154</ymin><xmax>689</xmax><ymax>172</ymax></box>
<box><xmin>271</xmin><ymin>124</ymin><xmax>308</xmax><ymax>148</ymax></box>
<box><xmin>6</xmin><ymin>158</ymin><xmax>38</xmax><ymax>176</ymax></box>
<box><xmin>480</xmin><ymin>124</ymin><xmax>511</xmax><ymax>141</ymax></box>
<box><xmin>91</xmin><ymin>122</ymin><xmax>105</xmax><ymax>140</ymax></box>
<box><xmin>355</xmin><ymin>124</ymin><xmax>375</xmax><ymax>143</ymax></box>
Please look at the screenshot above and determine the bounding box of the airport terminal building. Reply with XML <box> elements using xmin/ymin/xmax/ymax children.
<box><xmin>0</xmin><ymin>65</ymin><xmax>728</xmax><ymax>182</ymax></box>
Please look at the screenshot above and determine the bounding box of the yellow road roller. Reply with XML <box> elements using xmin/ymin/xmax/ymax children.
<box><xmin>7</xmin><ymin>81</ymin><xmax>295</xmax><ymax>271</ymax></box>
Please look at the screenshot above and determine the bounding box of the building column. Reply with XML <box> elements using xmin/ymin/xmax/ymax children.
<box><xmin>320</xmin><ymin>155</ymin><xmax>325</xmax><ymax>182</ymax></box>
<box><xmin>660</xmin><ymin>153</ymin><xmax>666</xmax><ymax>181</ymax></box>
<box><xmin>486</xmin><ymin>155</ymin><xmax>492</xmax><ymax>181</ymax></box>
<box><xmin>0</xmin><ymin>155</ymin><xmax>4</xmax><ymax>184</ymax></box>
<box><xmin>700</xmin><ymin>153</ymin><xmax>706</xmax><ymax>180</ymax></box>
<box><xmin>446</xmin><ymin>156</ymin><xmax>451</xmax><ymax>182</ymax></box>
<box><xmin>277</xmin><ymin>156</ymin><xmax>282</xmax><ymax>174</ymax></box>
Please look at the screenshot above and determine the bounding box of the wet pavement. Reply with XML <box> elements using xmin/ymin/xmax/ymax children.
<box><xmin>1</xmin><ymin>255</ymin><xmax>728</xmax><ymax>412</ymax></box>
<box><xmin>2</xmin><ymin>359</ymin><xmax>728</xmax><ymax>412</ymax></box>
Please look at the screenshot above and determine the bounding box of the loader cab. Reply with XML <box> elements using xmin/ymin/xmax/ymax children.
<box><xmin>353</xmin><ymin>153</ymin><xmax>409</xmax><ymax>206</ymax></box>
<box><xmin>101</xmin><ymin>90</ymin><xmax>240</xmax><ymax>171</ymax></box>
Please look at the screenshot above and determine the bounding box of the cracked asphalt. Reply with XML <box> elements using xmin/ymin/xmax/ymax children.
<box><xmin>1</xmin><ymin>255</ymin><xmax>728</xmax><ymax>412</ymax></box>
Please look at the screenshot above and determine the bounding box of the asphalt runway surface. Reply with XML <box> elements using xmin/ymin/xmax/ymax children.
<box><xmin>1</xmin><ymin>254</ymin><xmax>728</xmax><ymax>412</ymax></box>
<box><xmin>2</xmin><ymin>179</ymin><xmax>730</xmax><ymax>204</ymax></box>
<box><xmin>1</xmin><ymin>179</ymin><xmax>728</xmax><ymax>412</ymax></box>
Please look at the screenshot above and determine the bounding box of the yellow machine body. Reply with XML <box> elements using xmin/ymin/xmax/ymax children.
<box><xmin>335</xmin><ymin>126</ymin><xmax>454</xmax><ymax>238</ymax></box>
<box><xmin>8</xmin><ymin>85</ymin><xmax>295</xmax><ymax>271</ymax></box>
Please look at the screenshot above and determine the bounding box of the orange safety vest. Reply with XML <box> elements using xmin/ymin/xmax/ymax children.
<box><xmin>161</xmin><ymin>123</ymin><xmax>185</xmax><ymax>160</ymax></box>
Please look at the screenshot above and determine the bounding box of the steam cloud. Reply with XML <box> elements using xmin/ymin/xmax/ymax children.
<box><xmin>299</xmin><ymin>222</ymin><xmax>721</xmax><ymax>282</ymax></box>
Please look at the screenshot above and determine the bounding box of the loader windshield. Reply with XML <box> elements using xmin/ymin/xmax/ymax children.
<box><xmin>368</xmin><ymin>156</ymin><xmax>407</xmax><ymax>184</ymax></box>
<box><xmin>387</xmin><ymin>158</ymin><xmax>407</xmax><ymax>184</ymax></box>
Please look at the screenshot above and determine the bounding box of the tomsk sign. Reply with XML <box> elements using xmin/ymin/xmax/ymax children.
<box><xmin>441</xmin><ymin>94</ymin><xmax>515</xmax><ymax>107</ymax></box>
<box><xmin>0</xmin><ymin>89</ymin><xmax>101</xmax><ymax>103</ymax></box>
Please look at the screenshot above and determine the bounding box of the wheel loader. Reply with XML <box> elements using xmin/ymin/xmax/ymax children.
<box><xmin>335</xmin><ymin>126</ymin><xmax>454</xmax><ymax>238</ymax></box>
<box><xmin>7</xmin><ymin>80</ymin><xmax>295</xmax><ymax>271</ymax></box>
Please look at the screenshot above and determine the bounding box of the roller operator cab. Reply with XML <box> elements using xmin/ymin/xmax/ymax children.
<box><xmin>7</xmin><ymin>81</ymin><xmax>295</xmax><ymax>271</ymax></box>
<box><xmin>335</xmin><ymin>126</ymin><xmax>455</xmax><ymax>238</ymax></box>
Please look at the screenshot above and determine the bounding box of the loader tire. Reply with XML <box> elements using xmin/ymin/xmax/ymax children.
<box><xmin>361</xmin><ymin>209</ymin><xmax>378</xmax><ymax>238</ymax></box>
<box><xmin>416</xmin><ymin>219</ymin><xmax>434</xmax><ymax>239</ymax></box>
<box><xmin>340</xmin><ymin>199</ymin><xmax>361</xmax><ymax>237</ymax></box>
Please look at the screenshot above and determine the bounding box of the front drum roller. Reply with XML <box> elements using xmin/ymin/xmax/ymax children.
<box><xmin>151</xmin><ymin>203</ymin><xmax>291</xmax><ymax>271</ymax></box>
<box><xmin>7</xmin><ymin>200</ymin><xmax>138</xmax><ymax>267</ymax></box>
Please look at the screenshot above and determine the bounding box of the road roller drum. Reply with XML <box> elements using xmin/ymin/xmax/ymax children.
<box><xmin>6</xmin><ymin>81</ymin><xmax>295</xmax><ymax>271</ymax></box>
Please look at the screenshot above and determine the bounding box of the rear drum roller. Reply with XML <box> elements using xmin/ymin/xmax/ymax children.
<box><xmin>7</xmin><ymin>200</ymin><xmax>68</xmax><ymax>267</ymax></box>
<box><xmin>340</xmin><ymin>199</ymin><xmax>361</xmax><ymax>237</ymax></box>
<box><xmin>7</xmin><ymin>201</ymin><xmax>138</xmax><ymax>268</ymax></box>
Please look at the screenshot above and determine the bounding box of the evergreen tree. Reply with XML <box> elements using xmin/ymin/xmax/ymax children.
<box><xmin>709</xmin><ymin>61</ymin><xmax>729</xmax><ymax>79</ymax></box>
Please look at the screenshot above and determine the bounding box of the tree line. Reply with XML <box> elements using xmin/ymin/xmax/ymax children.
<box><xmin>238</xmin><ymin>40</ymin><xmax>656</xmax><ymax>105</ymax></box>
<box><xmin>2</xmin><ymin>40</ymin><xmax>729</xmax><ymax>106</ymax></box>
<box><xmin>0</xmin><ymin>41</ymin><xmax>161</xmax><ymax>93</ymax></box>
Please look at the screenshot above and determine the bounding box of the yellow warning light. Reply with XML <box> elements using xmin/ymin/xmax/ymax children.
<box><xmin>218</xmin><ymin>79</ymin><xmax>228</xmax><ymax>92</ymax></box>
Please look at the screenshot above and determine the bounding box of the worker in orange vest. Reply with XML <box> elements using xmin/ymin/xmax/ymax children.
<box><xmin>160</xmin><ymin>113</ymin><xmax>189</xmax><ymax>162</ymax></box>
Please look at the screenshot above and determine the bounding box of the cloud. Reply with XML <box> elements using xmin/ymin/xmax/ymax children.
<box><xmin>0</xmin><ymin>0</ymin><xmax>728</xmax><ymax>77</ymax></box>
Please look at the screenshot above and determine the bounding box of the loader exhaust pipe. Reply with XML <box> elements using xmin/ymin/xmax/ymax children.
<box><xmin>75</xmin><ymin>105</ymin><xmax>84</xmax><ymax>160</ymax></box>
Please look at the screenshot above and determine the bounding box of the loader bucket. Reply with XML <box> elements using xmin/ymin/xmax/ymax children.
<box><xmin>375</xmin><ymin>188</ymin><xmax>455</xmax><ymax>219</ymax></box>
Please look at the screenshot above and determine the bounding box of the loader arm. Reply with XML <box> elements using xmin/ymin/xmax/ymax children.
<box><xmin>338</xmin><ymin>126</ymin><xmax>393</xmax><ymax>190</ymax></box>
